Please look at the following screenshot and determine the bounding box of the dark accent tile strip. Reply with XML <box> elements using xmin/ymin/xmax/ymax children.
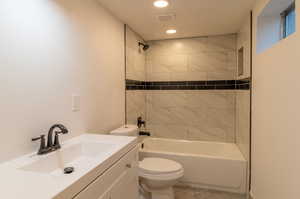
<box><xmin>236</xmin><ymin>77</ymin><xmax>251</xmax><ymax>90</ymax></box>
<box><xmin>236</xmin><ymin>77</ymin><xmax>251</xmax><ymax>85</ymax></box>
<box><xmin>126</xmin><ymin>78</ymin><xmax>250</xmax><ymax>90</ymax></box>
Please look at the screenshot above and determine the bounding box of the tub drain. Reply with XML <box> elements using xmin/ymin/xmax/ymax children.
<box><xmin>64</xmin><ymin>167</ymin><xmax>74</xmax><ymax>174</ymax></box>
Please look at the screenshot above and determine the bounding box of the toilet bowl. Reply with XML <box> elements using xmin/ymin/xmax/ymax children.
<box><xmin>139</xmin><ymin>158</ymin><xmax>184</xmax><ymax>199</ymax></box>
<box><xmin>109</xmin><ymin>126</ymin><xmax>184</xmax><ymax>199</ymax></box>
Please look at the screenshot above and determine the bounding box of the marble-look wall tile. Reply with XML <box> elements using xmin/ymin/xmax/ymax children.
<box><xmin>125</xmin><ymin>26</ymin><xmax>147</xmax><ymax>125</ymax></box>
<box><xmin>126</xmin><ymin>90</ymin><xmax>146</xmax><ymax>125</ymax></box>
<box><xmin>204</xmin><ymin>34</ymin><xmax>237</xmax><ymax>51</ymax></box>
<box><xmin>146</xmin><ymin>72</ymin><xmax>172</xmax><ymax>81</ymax></box>
<box><xmin>146</xmin><ymin>37</ymin><xmax>207</xmax><ymax>57</ymax></box>
<box><xmin>236</xmin><ymin>16</ymin><xmax>251</xmax><ymax>162</ymax></box>
<box><xmin>170</xmin><ymin>72</ymin><xmax>208</xmax><ymax>81</ymax></box>
<box><xmin>147</xmin><ymin>124</ymin><xmax>188</xmax><ymax>140</ymax></box>
<box><xmin>126</xmin><ymin>26</ymin><xmax>146</xmax><ymax>81</ymax></box>
<box><xmin>146</xmin><ymin>90</ymin><xmax>236</xmax><ymax>143</ymax></box>
<box><xmin>188</xmin><ymin>52</ymin><xmax>229</xmax><ymax>72</ymax></box>
<box><xmin>146</xmin><ymin>34</ymin><xmax>237</xmax><ymax>82</ymax></box>
<box><xmin>207</xmin><ymin>71</ymin><xmax>236</xmax><ymax>80</ymax></box>
<box><xmin>146</xmin><ymin>91</ymin><xmax>187</xmax><ymax>108</ymax></box>
<box><xmin>125</xmin><ymin>33</ymin><xmax>248</xmax><ymax>144</ymax></box>
<box><xmin>235</xmin><ymin>90</ymin><xmax>250</xmax><ymax>161</ymax></box>
<box><xmin>147</xmin><ymin>54</ymin><xmax>188</xmax><ymax>73</ymax></box>
<box><xmin>185</xmin><ymin>91</ymin><xmax>235</xmax><ymax>109</ymax></box>
<box><xmin>187</xmin><ymin>125</ymin><xmax>228</xmax><ymax>142</ymax></box>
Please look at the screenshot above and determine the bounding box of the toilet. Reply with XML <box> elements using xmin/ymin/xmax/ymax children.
<box><xmin>139</xmin><ymin>157</ymin><xmax>184</xmax><ymax>199</ymax></box>
<box><xmin>110</xmin><ymin>125</ymin><xmax>184</xmax><ymax>199</ymax></box>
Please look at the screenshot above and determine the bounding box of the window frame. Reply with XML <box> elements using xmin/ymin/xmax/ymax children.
<box><xmin>281</xmin><ymin>2</ymin><xmax>296</xmax><ymax>39</ymax></box>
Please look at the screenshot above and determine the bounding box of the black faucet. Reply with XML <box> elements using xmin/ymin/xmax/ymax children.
<box><xmin>47</xmin><ymin>124</ymin><xmax>68</xmax><ymax>150</ymax></box>
<box><xmin>32</xmin><ymin>124</ymin><xmax>68</xmax><ymax>155</ymax></box>
<box><xmin>32</xmin><ymin>135</ymin><xmax>49</xmax><ymax>155</ymax></box>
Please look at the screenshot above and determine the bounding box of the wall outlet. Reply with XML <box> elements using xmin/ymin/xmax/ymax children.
<box><xmin>72</xmin><ymin>94</ymin><xmax>80</xmax><ymax>112</ymax></box>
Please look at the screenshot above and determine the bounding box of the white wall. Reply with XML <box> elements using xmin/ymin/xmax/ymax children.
<box><xmin>252</xmin><ymin>0</ymin><xmax>300</xmax><ymax>198</ymax></box>
<box><xmin>0</xmin><ymin>0</ymin><xmax>125</xmax><ymax>162</ymax></box>
<box><xmin>256</xmin><ymin>14</ymin><xmax>282</xmax><ymax>53</ymax></box>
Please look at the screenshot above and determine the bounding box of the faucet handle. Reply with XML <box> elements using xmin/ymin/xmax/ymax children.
<box><xmin>137</xmin><ymin>116</ymin><xmax>146</xmax><ymax>128</ymax></box>
<box><xmin>32</xmin><ymin>135</ymin><xmax>45</xmax><ymax>142</ymax></box>
<box><xmin>32</xmin><ymin>135</ymin><xmax>48</xmax><ymax>155</ymax></box>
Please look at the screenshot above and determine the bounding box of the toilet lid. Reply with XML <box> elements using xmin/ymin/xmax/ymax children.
<box><xmin>139</xmin><ymin>158</ymin><xmax>183</xmax><ymax>175</ymax></box>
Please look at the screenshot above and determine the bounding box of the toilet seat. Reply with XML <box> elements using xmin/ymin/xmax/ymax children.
<box><xmin>139</xmin><ymin>158</ymin><xmax>184</xmax><ymax>180</ymax></box>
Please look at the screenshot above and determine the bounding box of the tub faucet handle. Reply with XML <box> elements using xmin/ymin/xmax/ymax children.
<box><xmin>137</xmin><ymin>116</ymin><xmax>146</xmax><ymax>128</ymax></box>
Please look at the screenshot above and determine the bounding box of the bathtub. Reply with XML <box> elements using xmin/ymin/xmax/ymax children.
<box><xmin>139</xmin><ymin>138</ymin><xmax>247</xmax><ymax>194</ymax></box>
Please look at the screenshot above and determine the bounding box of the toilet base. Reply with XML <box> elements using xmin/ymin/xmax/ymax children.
<box><xmin>151</xmin><ymin>187</ymin><xmax>174</xmax><ymax>199</ymax></box>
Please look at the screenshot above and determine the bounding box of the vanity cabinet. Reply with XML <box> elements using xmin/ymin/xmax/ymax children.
<box><xmin>110</xmin><ymin>165</ymin><xmax>139</xmax><ymax>199</ymax></box>
<box><xmin>73</xmin><ymin>146</ymin><xmax>139</xmax><ymax>199</ymax></box>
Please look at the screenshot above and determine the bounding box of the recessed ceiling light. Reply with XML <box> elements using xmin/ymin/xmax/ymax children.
<box><xmin>153</xmin><ymin>0</ymin><xmax>169</xmax><ymax>8</ymax></box>
<box><xmin>166</xmin><ymin>29</ymin><xmax>177</xmax><ymax>34</ymax></box>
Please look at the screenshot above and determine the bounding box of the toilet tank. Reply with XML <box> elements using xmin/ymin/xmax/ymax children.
<box><xmin>110</xmin><ymin>125</ymin><xmax>138</xmax><ymax>136</ymax></box>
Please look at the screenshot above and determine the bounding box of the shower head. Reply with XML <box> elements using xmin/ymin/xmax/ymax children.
<box><xmin>138</xmin><ymin>42</ymin><xmax>150</xmax><ymax>51</ymax></box>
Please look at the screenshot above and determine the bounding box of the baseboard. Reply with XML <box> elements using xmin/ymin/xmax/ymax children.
<box><xmin>175</xmin><ymin>181</ymin><xmax>245</xmax><ymax>194</ymax></box>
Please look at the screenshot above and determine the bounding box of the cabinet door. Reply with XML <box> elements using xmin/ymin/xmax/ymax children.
<box><xmin>73</xmin><ymin>146</ymin><xmax>139</xmax><ymax>199</ymax></box>
<box><xmin>110</xmin><ymin>165</ymin><xmax>139</xmax><ymax>199</ymax></box>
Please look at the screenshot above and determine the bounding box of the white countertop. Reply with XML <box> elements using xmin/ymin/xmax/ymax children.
<box><xmin>0</xmin><ymin>134</ymin><xmax>137</xmax><ymax>199</ymax></box>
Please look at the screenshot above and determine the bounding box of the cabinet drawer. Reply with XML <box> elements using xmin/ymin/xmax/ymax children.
<box><xmin>73</xmin><ymin>146</ymin><xmax>138</xmax><ymax>199</ymax></box>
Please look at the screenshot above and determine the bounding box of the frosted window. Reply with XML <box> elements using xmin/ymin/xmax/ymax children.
<box><xmin>256</xmin><ymin>0</ymin><xmax>296</xmax><ymax>53</ymax></box>
<box><xmin>283</xmin><ymin>3</ymin><xmax>296</xmax><ymax>38</ymax></box>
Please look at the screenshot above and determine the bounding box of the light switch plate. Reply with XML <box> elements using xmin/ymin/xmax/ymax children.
<box><xmin>72</xmin><ymin>94</ymin><xmax>80</xmax><ymax>112</ymax></box>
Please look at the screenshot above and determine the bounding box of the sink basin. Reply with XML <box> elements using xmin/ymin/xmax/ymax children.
<box><xmin>19</xmin><ymin>141</ymin><xmax>115</xmax><ymax>176</ymax></box>
<box><xmin>0</xmin><ymin>134</ymin><xmax>137</xmax><ymax>199</ymax></box>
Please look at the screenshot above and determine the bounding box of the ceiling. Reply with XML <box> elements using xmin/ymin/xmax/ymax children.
<box><xmin>98</xmin><ymin>0</ymin><xmax>255</xmax><ymax>41</ymax></box>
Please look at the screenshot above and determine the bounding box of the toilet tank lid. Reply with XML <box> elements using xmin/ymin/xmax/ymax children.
<box><xmin>110</xmin><ymin>124</ymin><xmax>138</xmax><ymax>134</ymax></box>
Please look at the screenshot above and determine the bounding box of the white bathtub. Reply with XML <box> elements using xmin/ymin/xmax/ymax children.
<box><xmin>139</xmin><ymin>138</ymin><xmax>247</xmax><ymax>194</ymax></box>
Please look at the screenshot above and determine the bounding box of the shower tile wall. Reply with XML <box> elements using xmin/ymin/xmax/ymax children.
<box><xmin>146</xmin><ymin>90</ymin><xmax>236</xmax><ymax>142</ymax></box>
<box><xmin>235</xmin><ymin>91</ymin><xmax>250</xmax><ymax>160</ymax></box>
<box><xmin>126</xmin><ymin>90</ymin><xmax>146</xmax><ymax>125</ymax></box>
<box><xmin>126</xmin><ymin>26</ymin><xmax>146</xmax><ymax>124</ymax></box>
<box><xmin>145</xmin><ymin>35</ymin><xmax>237</xmax><ymax>142</ymax></box>
<box><xmin>236</xmin><ymin>17</ymin><xmax>251</xmax><ymax>161</ymax></box>
<box><xmin>125</xmin><ymin>30</ymin><xmax>251</xmax><ymax>145</ymax></box>
<box><xmin>146</xmin><ymin>34</ymin><xmax>237</xmax><ymax>81</ymax></box>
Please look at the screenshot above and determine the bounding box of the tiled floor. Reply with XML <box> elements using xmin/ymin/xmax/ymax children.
<box><xmin>174</xmin><ymin>186</ymin><xmax>247</xmax><ymax>199</ymax></box>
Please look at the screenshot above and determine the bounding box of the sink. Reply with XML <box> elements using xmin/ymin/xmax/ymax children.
<box><xmin>0</xmin><ymin>134</ymin><xmax>137</xmax><ymax>199</ymax></box>
<box><xmin>19</xmin><ymin>141</ymin><xmax>115</xmax><ymax>176</ymax></box>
